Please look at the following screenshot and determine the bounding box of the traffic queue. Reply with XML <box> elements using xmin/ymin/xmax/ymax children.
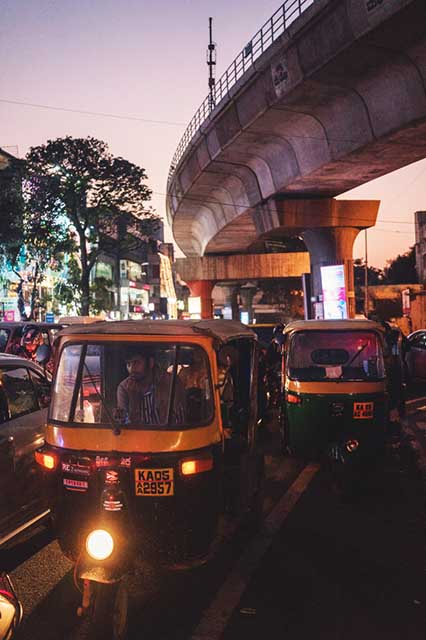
<box><xmin>0</xmin><ymin>317</ymin><xmax>416</xmax><ymax>640</ymax></box>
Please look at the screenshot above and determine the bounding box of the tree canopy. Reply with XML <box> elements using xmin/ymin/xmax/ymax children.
<box><xmin>384</xmin><ymin>246</ymin><xmax>418</xmax><ymax>284</ymax></box>
<box><xmin>24</xmin><ymin>136</ymin><xmax>159</xmax><ymax>314</ymax></box>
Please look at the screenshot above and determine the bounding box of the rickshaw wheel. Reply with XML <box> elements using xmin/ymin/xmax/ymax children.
<box><xmin>91</xmin><ymin>581</ymin><xmax>128</xmax><ymax>640</ymax></box>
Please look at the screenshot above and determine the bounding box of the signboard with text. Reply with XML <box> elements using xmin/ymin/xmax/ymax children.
<box><xmin>320</xmin><ymin>264</ymin><xmax>348</xmax><ymax>320</ymax></box>
<box><xmin>402</xmin><ymin>288</ymin><xmax>410</xmax><ymax>316</ymax></box>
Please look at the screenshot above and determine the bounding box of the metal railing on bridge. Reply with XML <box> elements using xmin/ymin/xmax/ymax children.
<box><xmin>168</xmin><ymin>0</ymin><xmax>315</xmax><ymax>186</ymax></box>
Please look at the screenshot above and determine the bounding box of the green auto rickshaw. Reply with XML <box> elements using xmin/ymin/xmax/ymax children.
<box><xmin>279</xmin><ymin>319</ymin><xmax>389</xmax><ymax>462</ymax></box>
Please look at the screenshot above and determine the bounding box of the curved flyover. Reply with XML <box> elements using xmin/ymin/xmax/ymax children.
<box><xmin>167</xmin><ymin>0</ymin><xmax>426</xmax><ymax>258</ymax></box>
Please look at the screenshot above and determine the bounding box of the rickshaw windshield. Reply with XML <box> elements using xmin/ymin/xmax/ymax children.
<box><xmin>50</xmin><ymin>341</ymin><xmax>214</xmax><ymax>428</ymax></box>
<box><xmin>288</xmin><ymin>330</ymin><xmax>385</xmax><ymax>382</ymax></box>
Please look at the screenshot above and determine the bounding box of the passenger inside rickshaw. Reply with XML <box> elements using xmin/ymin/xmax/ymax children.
<box><xmin>288</xmin><ymin>331</ymin><xmax>385</xmax><ymax>382</ymax></box>
<box><xmin>50</xmin><ymin>342</ymin><xmax>214</xmax><ymax>427</ymax></box>
<box><xmin>217</xmin><ymin>340</ymin><xmax>252</xmax><ymax>439</ymax></box>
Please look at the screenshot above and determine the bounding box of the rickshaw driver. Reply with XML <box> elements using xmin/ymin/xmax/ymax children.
<box><xmin>117</xmin><ymin>350</ymin><xmax>185</xmax><ymax>425</ymax></box>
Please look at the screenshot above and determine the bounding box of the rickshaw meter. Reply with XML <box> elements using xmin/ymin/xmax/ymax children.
<box><xmin>86</xmin><ymin>529</ymin><xmax>114</xmax><ymax>560</ymax></box>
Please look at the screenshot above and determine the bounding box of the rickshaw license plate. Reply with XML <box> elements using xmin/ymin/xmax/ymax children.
<box><xmin>134</xmin><ymin>468</ymin><xmax>174</xmax><ymax>496</ymax></box>
<box><xmin>353</xmin><ymin>402</ymin><xmax>374</xmax><ymax>419</ymax></box>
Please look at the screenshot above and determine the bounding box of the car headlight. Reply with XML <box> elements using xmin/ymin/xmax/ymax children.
<box><xmin>85</xmin><ymin>529</ymin><xmax>114</xmax><ymax>560</ymax></box>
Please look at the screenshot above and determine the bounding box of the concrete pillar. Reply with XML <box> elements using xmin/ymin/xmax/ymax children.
<box><xmin>239</xmin><ymin>284</ymin><xmax>257</xmax><ymax>323</ymax></box>
<box><xmin>302</xmin><ymin>227</ymin><xmax>359</xmax><ymax>319</ymax></box>
<box><xmin>230</xmin><ymin>286</ymin><xmax>240</xmax><ymax>321</ymax></box>
<box><xmin>186</xmin><ymin>280</ymin><xmax>215</xmax><ymax>319</ymax></box>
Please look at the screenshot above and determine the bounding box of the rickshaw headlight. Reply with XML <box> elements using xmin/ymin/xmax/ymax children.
<box><xmin>345</xmin><ymin>439</ymin><xmax>359</xmax><ymax>453</ymax></box>
<box><xmin>86</xmin><ymin>529</ymin><xmax>114</xmax><ymax>560</ymax></box>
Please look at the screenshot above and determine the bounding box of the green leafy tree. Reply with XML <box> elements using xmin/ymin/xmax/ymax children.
<box><xmin>0</xmin><ymin>160</ymin><xmax>71</xmax><ymax>320</ymax></box>
<box><xmin>52</xmin><ymin>254</ymin><xmax>82</xmax><ymax>315</ymax></box>
<box><xmin>25</xmin><ymin>136</ymin><xmax>159</xmax><ymax>315</ymax></box>
<box><xmin>90</xmin><ymin>277</ymin><xmax>114</xmax><ymax>315</ymax></box>
<box><xmin>353</xmin><ymin>259</ymin><xmax>385</xmax><ymax>287</ymax></box>
<box><xmin>0</xmin><ymin>162</ymin><xmax>24</xmax><ymax>262</ymax></box>
<box><xmin>353</xmin><ymin>259</ymin><xmax>386</xmax><ymax>315</ymax></box>
<box><xmin>384</xmin><ymin>246</ymin><xmax>418</xmax><ymax>284</ymax></box>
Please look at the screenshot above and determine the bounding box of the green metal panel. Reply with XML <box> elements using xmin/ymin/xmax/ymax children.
<box><xmin>286</xmin><ymin>392</ymin><xmax>388</xmax><ymax>456</ymax></box>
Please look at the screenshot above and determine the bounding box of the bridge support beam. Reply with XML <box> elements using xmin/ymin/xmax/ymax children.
<box><xmin>185</xmin><ymin>280</ymin><xmax>215</xmax><ymax>319</ymax></box>
<box><xmin>269</xmin><ymin>198</ymin><xmax>380</xmax><ymax>319</ymax></box>
<box><xmin>302</xmin><ymin>227</ymin><xmax>360</xmax><ymax>319</ymax></box>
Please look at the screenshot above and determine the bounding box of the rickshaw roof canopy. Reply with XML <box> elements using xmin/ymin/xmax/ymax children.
<box><xmin>56</xmin><ymin>319</ymin><xmax>256</xmax><ymax>346</ymax></box>
<box><xmin>284</xmin><ymin>319</ymin><xmax>385</xmax><ymax>335</ymax></box>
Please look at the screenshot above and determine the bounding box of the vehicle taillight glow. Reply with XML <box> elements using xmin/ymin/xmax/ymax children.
<box><xmin>346</xmin><ymin>439</ymin><xmax>359</xmax><ymax>453</ymax></box>
<box><xmin>35</xmin><ymin>451</ymin><xmax>56</xmax><ymax>470</ymax></box>
<box><xmin>181</xmin><ymin>456</ymin><xmax>213</xmax><ymax>476</ymax></box>
<box><xmin>287</xmin><ymin>393</ymin><xmax>302</xmax><ymax>405</ymax></box>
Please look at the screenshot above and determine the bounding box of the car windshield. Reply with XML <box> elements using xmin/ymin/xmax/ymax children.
<box><xmin>50</xmin><ymin>341</ymin><xmax>214</xmax><ymax>428</ymax></box>
<box><xmin>0</xmin><ymin>329</ymin><xmax>10</xmax><ymax>353</ymax></box>
<box><xmin>288</xmin><ymin>330</ymin><xmax>385</xmax><ymax>382</ymax></box>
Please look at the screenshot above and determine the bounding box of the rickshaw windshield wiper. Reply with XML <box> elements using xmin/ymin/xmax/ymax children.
<box><xmin>337</xmin><ymin>342</ymin><xmax>368</xmax><ymax>379</ymax></box>
<box><xmin>82</xmin><ymin>362</ymin><xmax>120</xmax><ymax>435</ymax></box>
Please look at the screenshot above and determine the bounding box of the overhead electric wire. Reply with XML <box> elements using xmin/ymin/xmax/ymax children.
<box><xmin>0</xmin><ymin>98</ymin><xmax>187</xmax><ymax>127</ymax></box>
<box><xmin>2</xmin><ymin>95</ymin><xmax>426</xmax><ymax>147</ymax></box>
<box><xmin>2</xmin><ymin>97</ymin><xmax>423</xmax><ymax>236</ymax></box>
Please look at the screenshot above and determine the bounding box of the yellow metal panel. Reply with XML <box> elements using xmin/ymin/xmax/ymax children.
<box><xmin>45</xmin><ymin>421</ymin><xmax>222</xmax><ymax>453</ymax></box>
<box><xmin>286</xmin><ymin>379</ymin><xmax>385</xmax><ymax>395</ymax></box>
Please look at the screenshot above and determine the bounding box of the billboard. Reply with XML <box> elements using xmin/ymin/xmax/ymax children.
<box><xmin>320</xmin><ymin>264</ymin><xmax>348</xmax><ymax>320</ymax></box>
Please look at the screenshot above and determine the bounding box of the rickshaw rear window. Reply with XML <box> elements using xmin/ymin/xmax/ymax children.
<box><xmin>50</xmin><ymin>342</ymin><xmax>214</xmax><ymax>428</ymax></box>
<box><xmin>288</xmin><ymin>331</ymin><xmax>385</xmax><ymax>382</ymax></box>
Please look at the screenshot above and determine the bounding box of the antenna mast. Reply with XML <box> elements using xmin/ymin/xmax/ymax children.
<box><xmin>207</xmin><ymin>17</ymin><xmax>216</xmax><ymax>111</ymax></box>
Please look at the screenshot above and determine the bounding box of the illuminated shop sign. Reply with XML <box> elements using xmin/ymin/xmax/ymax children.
<box><xmin>320</xmin><ymin>264</ymin><xmax>348</xmax><ymax>320</ymax></box>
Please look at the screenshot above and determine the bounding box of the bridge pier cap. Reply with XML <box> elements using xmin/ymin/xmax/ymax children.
<box><xmin>273</xmin><ymin>198</ymin><xmax>379</xmax><ymax>318</ymax></box>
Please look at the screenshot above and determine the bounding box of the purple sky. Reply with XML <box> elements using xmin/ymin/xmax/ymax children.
<box><xmin>1</xmin><ymin>0</ymin><xmax>424</xmax><ymax>268</ymax></box>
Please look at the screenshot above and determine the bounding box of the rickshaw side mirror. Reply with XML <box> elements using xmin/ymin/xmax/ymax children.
<box><xmin>273</xmin><ymin>332</ymin><xmax>285</xmax><ymax>346</ymax></box>
<box><xmin>35</xmin><ymin>344</ymin><xmax>52</xmax><ymax>365</ymax></box>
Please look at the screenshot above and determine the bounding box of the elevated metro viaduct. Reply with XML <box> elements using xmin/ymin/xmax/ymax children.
<box><xmin>167</xmin><ymin>0</ymin><xmax>426</xmax><ymax>317</ymax></box>
<box><xmin>176</xmin><ymin>250</ymin><xmax>310</xmax><ymax>319</ymax></box>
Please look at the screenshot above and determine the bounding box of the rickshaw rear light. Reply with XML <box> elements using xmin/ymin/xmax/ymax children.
<box><xmin>180</xmin><ymin>456</ymin><xmax>213</xmax><ymax>476</ymax></box>
<box><xmin>287</xmin><ymin>393</ymin><xmax>302</xmax><ymax>405</ymax></box>
<box><xmin>35</xmin><ymin>451</ymin><xmax>57</xmax><ymax>470</ymax></box>
<box><xmin>346</xmin><ymin>439</ymin><xmax>359</xmax><ymax>453</ymax></box>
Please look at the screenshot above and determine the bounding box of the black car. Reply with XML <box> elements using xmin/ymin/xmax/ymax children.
<box><xmin>406</xmin><ymin>330</ymin><xmax>426</xmax><ymax>380</ymax></box>
<box><xmin>0</xmin><ymin>354</ymin><xmax>51</xmax><ymax>546</ymax></box>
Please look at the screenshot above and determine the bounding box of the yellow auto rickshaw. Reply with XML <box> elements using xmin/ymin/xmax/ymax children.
<box><xmin>36</xmin><ymin>320</ymin><xmax>264</xmax><ymax>640</ymax></box>
<box><xmin>279</xmin><ymin>320</ymin><xmax>389</xmax><ymax>469</ymax></box>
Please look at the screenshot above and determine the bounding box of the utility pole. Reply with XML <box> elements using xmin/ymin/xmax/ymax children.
<box><xmin>364</xmin><ymin>229</ymin><xmax>369</xmax><ymax>317</ymax></box>
<box><xmin>207</xmin><ymin>17</ymin><xmax>217</xmax><ymax>111</ymax></box>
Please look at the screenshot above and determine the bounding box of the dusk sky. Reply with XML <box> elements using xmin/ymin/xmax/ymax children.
<box><xmin>1</xmin><ymin>0</ymin><xmax>425</xmax><ymax>268</ymax></box>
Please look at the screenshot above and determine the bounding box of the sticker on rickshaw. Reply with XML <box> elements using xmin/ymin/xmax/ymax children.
<box><xmin>353</xmin><ymin>402</ymin><xmax>374</xmax><ymax>419</ymax></box>
<box><xmin>134</xmin><ymin>468</ymin><xmax>174</xmax><ymax>496</ymax></box>
<box><xmin>63</xmin><ymin>478</ymin><xmax>89</xmax><ymax>491</ymax></box>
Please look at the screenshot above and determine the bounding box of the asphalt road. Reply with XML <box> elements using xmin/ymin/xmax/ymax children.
<box><xmin>6</xmin><ymin>399</ymin><xmax>426</xmax><ymax>640</ymax></box>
